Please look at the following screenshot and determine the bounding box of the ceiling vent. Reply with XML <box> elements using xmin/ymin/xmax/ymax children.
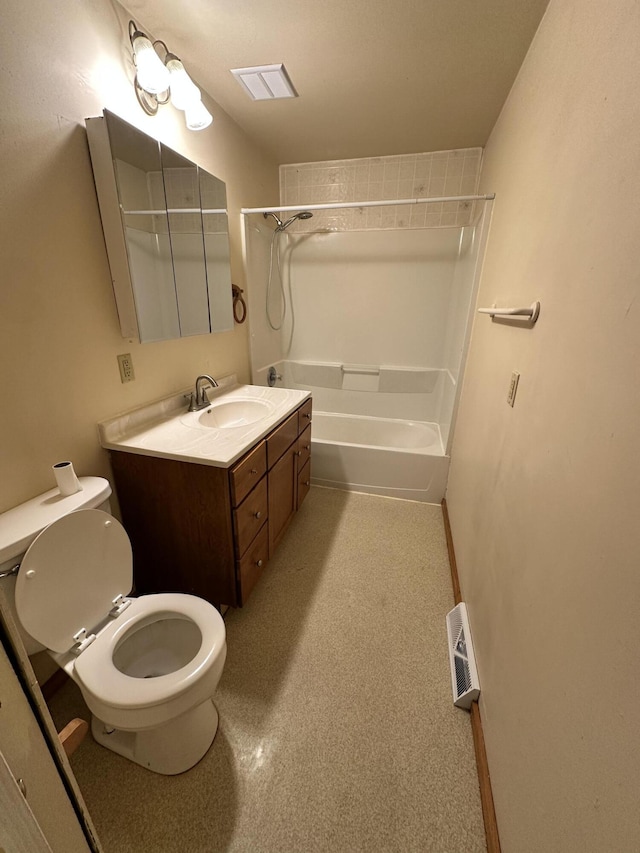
<box><xmin>230</xmin><ymin>64</ymin><xmax>298</xmax><ymax>100</ymax></box>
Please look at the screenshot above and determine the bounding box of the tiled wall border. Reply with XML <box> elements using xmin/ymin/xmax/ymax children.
<box><xmin>280</xmin><ymin>148</ymin><xmax>483</xmax><ymax>231</ymax></box>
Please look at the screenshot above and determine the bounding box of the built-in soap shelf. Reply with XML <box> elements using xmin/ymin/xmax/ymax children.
<box><xmin>279</xmin><ymin>360</ymin><xmax>442</xmax><ymax>393</ymax></box>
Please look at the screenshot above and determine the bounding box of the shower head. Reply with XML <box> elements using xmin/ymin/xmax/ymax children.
<box><xmin>280</xmin><ymin>211</ymin><xmax>313</xmax><ymax>230</ymax></box>
<box><xmin>264</xmin><ymin>210</ymin><xmax>313</xmax><ymax>231</ymax></box>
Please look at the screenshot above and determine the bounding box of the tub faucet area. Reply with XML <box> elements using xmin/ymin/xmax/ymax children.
<box><xmin>188</xmin><ymin>375</ymin><xmax>219</xmax><ymax>411</ymax></box>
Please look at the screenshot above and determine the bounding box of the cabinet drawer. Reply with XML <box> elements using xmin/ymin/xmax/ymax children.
<box><xmin>296</xmin><ymin>424</ymin><xmax>312</xmax><ymax>471</ymax></box>
<box><xmin>297</xmin><ymin>458</ymin><xmax>311</xmax><ymax>509</ymax></box>
<box><xmin>298</xmin><ymin>398</ymin><xmax>312</xmax><ymax>433</ymax></box>
<box><xmin>267</xmin><ymin>412</ymin><xmax>298</xmax><ymax>469</ymax></box>
<box><xmin>237</xmin><ymin>522</ymin><xmax>269</xmax><ymax>605</ymax></box>
<box><xmin>233</xmin><ymin>476</ymin><xmax>268</xmax><ymax>556</ymax></box>
<box><xmin>230</xmin><ymin>441</ymin><xmax>266</xmax><ymax>506</ymax></box>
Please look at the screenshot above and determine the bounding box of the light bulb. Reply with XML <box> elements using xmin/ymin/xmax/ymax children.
<box><xmin>185</xmin><ymin>100</ymin><xmax>213</xmax><ymax>131</ymax></box>
<box><xmin>132</xmin><ymin>32</ymin><xmax>170</xmax><ymax>94</ymax></box>
<box><xmin>166</xmin><ymin>55</ymin><xmax>201</xmax><ymax>110</ymax></box>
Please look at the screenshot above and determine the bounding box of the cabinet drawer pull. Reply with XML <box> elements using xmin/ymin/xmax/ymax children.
<box><xmin>304</xmin><ymin>413</ymin><xmax>312</xmax><ymax>420</ymax></box>
<box><xmin>296</xmin><ymin>450</ymin><xmax>302</xmax><ymax>456</ymax></box>
<box><xmin>304</xmin><ymin>480</ymin><xmax>310</xmax><ymax>486</ymax></box>
<box><xmin>250</xmin><ymin>468</ymin><xmax>258</xmax><ymax>475</ymax></box>
<box><xmin>256</xmin><ymin>559</ymin><xmax>263</xmax><ymax>568</ymax></box>
<box><xmin>305</xmin><ymin>444</ymin><xmax>311</xmax><ymax>451</ymax></box>
<box><xmin>254</xmin><ymin>510</ymin><xmax>262</xmax><ymax>519</ymax></box>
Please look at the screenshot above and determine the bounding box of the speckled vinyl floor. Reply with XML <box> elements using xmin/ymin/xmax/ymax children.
<box><xmin>49</xmin><ymin>487</ymin><xmax>486</xmax><ymax>853</ymax></box>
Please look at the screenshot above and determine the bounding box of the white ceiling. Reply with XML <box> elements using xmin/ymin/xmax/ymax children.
<box><xmin>125</xmin><ymin>0</ymin><xmax>550</xmax><ymax>165</ymax></box>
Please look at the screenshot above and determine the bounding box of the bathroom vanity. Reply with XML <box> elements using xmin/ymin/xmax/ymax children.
<box><xmin>99</xmin><ymin>385</ymin><xmax>311</xmax><ymax>608</ymax></box>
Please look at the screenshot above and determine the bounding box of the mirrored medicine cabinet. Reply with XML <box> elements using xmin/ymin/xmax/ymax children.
<box><xmin>86</xmin><ymin>110</ymin><xmax>233</xmax><ymax>342</ymax></box>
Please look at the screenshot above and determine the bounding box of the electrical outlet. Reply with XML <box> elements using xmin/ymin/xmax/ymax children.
<box><xmin>507</xmin><ymin>371</ymin><xmax>520</xmax><ymax>407</ymax></box>
<box><xmin>117</xmin><ymin>353</ymin><xmax>135</xmax><ymax>383</ymax></box>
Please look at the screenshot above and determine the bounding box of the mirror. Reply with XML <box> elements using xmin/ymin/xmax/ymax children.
<box><xmin>86</xmin><ymin>111</ymin><xmax>234</xmax><ymax>342</ymax></box>
<box><xmin>161</xmin><ymin>144</ymin><xmax>210</xmax><ymax>337</ymax></box>
<box><xmin>110</xmin><ymin>116</ymin><xmax>180</xmax><ymax>341</ymax></box>
<box><xmin>200</xmin><ymin>170</ymin><xmax>234</xmax><ymax>332</ymax></box>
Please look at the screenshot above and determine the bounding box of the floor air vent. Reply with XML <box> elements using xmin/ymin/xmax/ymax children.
<box><xmin>446</xmin><ymin>602</ymin><xmax>480</xmax><ymax>708</ymax></box>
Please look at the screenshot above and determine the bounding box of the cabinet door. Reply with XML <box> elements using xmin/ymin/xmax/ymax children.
<box><xmin>268</xmin><ymin>442</ymin><xmax>297</xmax><ymax>556</ymax></box>
<box><xmin>110</xmin><ymin>451</ymin><xmax>238</xmax><ymax>606</ymax></box>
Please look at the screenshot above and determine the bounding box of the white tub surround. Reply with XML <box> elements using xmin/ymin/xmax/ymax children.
<box><xmin>254</xmin><ymin>361</ymin><xmax>447</xmax><ymax>419</ymax></box>
<box><xmin>98</xmin><ymin>380</ymin><xmax>310</xmax><ymax>468</ymax></box>
<box><xmin>251</xmin><ymin>360</ymin><xmax>455</xmax><ymax>502</ymax></box>
<box><xmin>262</xmin><ymin>361</ymin><xmax>441</xmax><ymax>394</ymax></box>
<box><xmin>243</xmin><ymin>169</ymin><xmax>492</xmax><ymax>503</ymax></box>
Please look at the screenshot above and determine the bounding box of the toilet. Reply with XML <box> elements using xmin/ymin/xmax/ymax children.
<box><xmin>0</xmin><ymin>476</ymin><xmax>227</xmax><ymax>775</ymax></box>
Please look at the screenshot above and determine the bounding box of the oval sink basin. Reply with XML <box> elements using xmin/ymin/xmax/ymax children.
<box><xmin>197</xmin><ymin>399</ymin><xmax>273</xmax><ymax>429</ymax></box>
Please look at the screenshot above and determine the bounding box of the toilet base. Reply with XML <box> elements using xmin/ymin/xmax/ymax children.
<box><xmin>91</xmin><ymin>698</ymin><xmax>219</xmax><ymax>775</ymax></box>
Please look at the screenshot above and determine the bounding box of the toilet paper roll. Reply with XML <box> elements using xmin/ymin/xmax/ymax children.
<box><xmin>53</xmin><ymin>461</ymin><xmax>82</xmax><ymax>496</ymax></box>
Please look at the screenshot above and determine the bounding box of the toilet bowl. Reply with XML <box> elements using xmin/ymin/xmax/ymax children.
<box><xmin>0</xmin><ymin>477</ymin><xmax>226</xmax><ymax>776</ymax></box>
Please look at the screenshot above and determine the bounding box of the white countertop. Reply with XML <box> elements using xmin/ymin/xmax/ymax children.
<box><xmin>98</xmin><ymin>382</ymin><xmax>311</xmax><ymax>469</ymax></box>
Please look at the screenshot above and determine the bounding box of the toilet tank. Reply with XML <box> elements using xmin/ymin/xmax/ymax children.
<box><xmin>0</xmin><ymin>477</ymin><xmax>113</xmax><ymax>653</ymax></box>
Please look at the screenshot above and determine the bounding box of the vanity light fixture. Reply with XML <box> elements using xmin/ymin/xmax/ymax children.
<box><xmin>129</xmin><ymin>21</ymin><xmax>213</xmax><ymax>131</ymax></box>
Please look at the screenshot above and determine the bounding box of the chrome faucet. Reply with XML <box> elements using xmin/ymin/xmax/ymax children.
<box><xmin>187</xmin><ymin>374</ymin><xmax>219</xmax><ymax>412</ymax></box>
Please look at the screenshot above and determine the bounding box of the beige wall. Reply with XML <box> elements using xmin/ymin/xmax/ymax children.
<box><xmin>446</xmin><ymin>1</ymin><xmax>640</xmax><ymax>851</ymax></box>
<box><xmin>0</xmin><ymin>0</ymin><xmax>279</xmax><ymax>513</ymax></box>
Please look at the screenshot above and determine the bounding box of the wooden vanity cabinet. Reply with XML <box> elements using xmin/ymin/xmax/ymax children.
<box><xmin>109</xmin><ymin>397</ymin><xmax>311</xmax><ymax>608</ymax></box>
<box><xmin>108</xmin><ymin>452</ymin><xmax>237</xmax><ymax>604</ymax></box>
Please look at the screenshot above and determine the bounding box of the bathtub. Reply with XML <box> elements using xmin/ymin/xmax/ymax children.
<box><xmin>310</xmin><ymin>411</ymin><xmax>449</xmax><ymax>503</ymax></box>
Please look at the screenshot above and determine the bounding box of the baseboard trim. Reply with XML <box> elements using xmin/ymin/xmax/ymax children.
<box><xmin>441</xmin><ymin>498</ymin><xmax>501</xmax><ymax>853</ymax></box>
<box><xmin>441</xmin><ymin>498</ymin><xmax>462</xmax><ymax>605</ymax></box>
<box><xmin>470</xmin><ymin>701</ymin><xmax>501</xmax><ymax>853</ymax></box>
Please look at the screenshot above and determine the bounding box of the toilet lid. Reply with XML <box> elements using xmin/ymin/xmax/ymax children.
<box><xmin>15</xmin><ymin>510</ymin><xmax>132</xmax><ymax>654</ymax></box>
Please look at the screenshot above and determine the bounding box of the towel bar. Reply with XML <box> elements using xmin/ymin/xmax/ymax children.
<box><xmin>477</xmin><ymin>301</ymin><xmax>540</xmax><ymax>323</ymax></box>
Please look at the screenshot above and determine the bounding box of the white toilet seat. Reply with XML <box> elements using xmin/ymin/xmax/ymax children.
<box><xmin>16</xmin><ymin>509</ymin><xmax>132</xmax><ymax>654</ymax></box>
<box><xmin>73</xmin><ymin>593</ymin><xmax>225</xmax><ymax>711</ymax></box>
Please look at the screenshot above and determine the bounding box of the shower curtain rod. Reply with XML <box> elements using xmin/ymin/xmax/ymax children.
<box><xmin>241</xmin><ymin>193</ymin><xmax>494</xmax><ymax>215</ymax></box>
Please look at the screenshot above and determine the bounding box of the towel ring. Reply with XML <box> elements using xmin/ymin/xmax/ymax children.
<box><xmin>232</xmin><ymin>284</ymin><xmax>247</xmax><ymax>324</ymax></box>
